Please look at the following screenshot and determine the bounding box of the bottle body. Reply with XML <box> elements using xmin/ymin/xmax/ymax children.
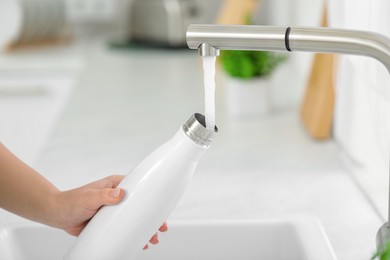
<box><xmin>64</xmin><ymin>114</ymin><xmax>215</xmax><ymax>260</ymax></box>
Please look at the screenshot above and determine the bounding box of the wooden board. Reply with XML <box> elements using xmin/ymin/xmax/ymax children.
<box><xmin>4</xmin><ymin>35</ymin><xmax>72</xmax><ymax>53</ymax></box>
<box><xmin>300</xmin><ymin>7</ymin><xmax>336</xmax><ymax>140</ymax></box>
<box><xmin>216</xmin><ymin>0</ymin><xmax>259</xmax><ymax>25</ymax></box>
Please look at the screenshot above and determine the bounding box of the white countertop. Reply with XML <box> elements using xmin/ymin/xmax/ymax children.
<box><xmin>0</xmin><ymin>39</ymin><xmax>383</xmax><ymax>260</ymax></box>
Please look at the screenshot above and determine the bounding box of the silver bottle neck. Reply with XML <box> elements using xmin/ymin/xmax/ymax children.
<box><xmin>182</xmin><ymin>113</ymin><xmax>218</xmax><ymax>148</ymax></box>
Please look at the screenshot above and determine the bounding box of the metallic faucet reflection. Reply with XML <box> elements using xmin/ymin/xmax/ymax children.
<box><xmin>186</xmin><ymin>23</ymin><xmax>390</xmax><ymax>253</ymax></box>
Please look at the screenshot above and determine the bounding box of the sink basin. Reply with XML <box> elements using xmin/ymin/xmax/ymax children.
<box><xmin>0</xmin><ymin>217</ymin><xmax>336</xmax><ymax>260</ymax></box>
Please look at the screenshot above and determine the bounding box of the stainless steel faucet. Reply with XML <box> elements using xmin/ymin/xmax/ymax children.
<box><xmin>186</xmin><ymin>24</ymin><xmax>390</xmax><ymax>253</ymax></box>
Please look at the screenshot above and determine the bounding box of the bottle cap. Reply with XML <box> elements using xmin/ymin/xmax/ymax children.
<box><xmin>182</xmin><ymin>113</ymin><xmax>218</xmax><ymax>147</ymax></box>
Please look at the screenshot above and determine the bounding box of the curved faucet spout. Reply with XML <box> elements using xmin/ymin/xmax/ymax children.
<box><xmin>186</xmin><ymin>24</ymin><xmax>390</xmax><ymax>74</ymax></box>
<box><xmin>186</xmin><ymin>23</ymin><xmax>390</xmax><ymax>253</ymax></box>
<box><xmin>288</xmin><ymin>27</ymin><xmax>390</xmax><ymax>74</ymax></box>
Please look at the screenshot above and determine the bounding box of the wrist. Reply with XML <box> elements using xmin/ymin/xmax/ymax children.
<box><xmin>43</xmin><ymin>188</ymin><xmax>66</xmax><ymax>229</ymax></box>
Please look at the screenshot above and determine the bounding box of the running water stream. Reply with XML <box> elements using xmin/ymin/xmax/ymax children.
<box><xmin>202</xmin><ymin>56</ymin><xmax>216</xmax><ymax>130</ymax></box>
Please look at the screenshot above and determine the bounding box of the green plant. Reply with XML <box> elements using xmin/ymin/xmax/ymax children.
<box><xmin>219</xmin><ymin>50</ymin><xmax>286</xmax><ymax>79</ymax></box>
<box><xmin>219</xmin><ymin>13</ymin><xmax>286</xmax><ymax>79</ymax></box>
<box><xmin>373</xmin><ymin>243</ymin><xmax>390</xmax><ymax>260</ymax></box>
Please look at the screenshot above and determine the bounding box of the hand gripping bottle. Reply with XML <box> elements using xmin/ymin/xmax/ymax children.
<box><xmin>64</xmin><ymin>113</ymin><xmax>217</xmax><ymax>260</ymax></box>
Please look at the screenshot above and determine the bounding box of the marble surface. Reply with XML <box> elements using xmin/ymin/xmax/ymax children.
<box><xmin>0</xmin><ymin>40</ymin><xmax>384</xmax><ymax>260</ymax></box>
<box><xmin>0</xmin><ymin>77</ymin><xmax>76</xmax><ymax>165</ymax></box>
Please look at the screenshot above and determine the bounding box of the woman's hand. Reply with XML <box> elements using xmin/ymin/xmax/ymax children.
<box><xmin>53</xmin><ymin>175</ymin><xmax>167</xmax><ymax>249</ymax></box>
<box><xmin>0</xmin><ymin>144</ymin><xmax>167</xmax><ymax>249</ymax></box>
<box><xmin>144</xmin><ymin>222</ymin><xmax>168</xmax><ymax>250</ymax></box>
<box><xmin>54</xmin><ymin>175</ymin><xmax>125</xmax><ymax>236</ymax></box>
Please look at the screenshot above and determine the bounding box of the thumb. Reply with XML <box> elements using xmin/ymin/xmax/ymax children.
<box><xmin>89</xmin><ymin>187</ymin><xmax>125</xmax><ymax>209</ymax></box>
<box><xmin>106</xmin><ymin>187</ymin><xmax>125</xmax><ymax>205</ymax></box>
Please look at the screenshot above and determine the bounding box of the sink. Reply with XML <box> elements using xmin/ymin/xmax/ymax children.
<box><xmin>0</xmin><ymin>217</ymin><xmax>337</xmax><ymax>260</ymax></box>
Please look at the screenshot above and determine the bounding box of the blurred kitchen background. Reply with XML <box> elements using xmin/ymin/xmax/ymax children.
<box><xmin>0</xmin><ymin>0</ymin><xmax>390</xmax><ymax>259</ymax></box>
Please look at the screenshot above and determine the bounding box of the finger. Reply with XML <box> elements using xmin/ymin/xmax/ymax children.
<box><xmin>149</xmin><ymin>233</ymin><xmax>159</xmax><ymax>245</ymax></box>
<box><xmin>105</xmin><ymin>175</ymin><xmax>125</xmax><ymax>188</ymax></box>
<box><xmin>159</xmin><ymin>222</ymin><xmax>168</xmax><ymax>232</ymax></box>
<box><xmin>101</xmin><ymin>187</ymin><xmax>125</xmax><ymax>206</ymax></box>
<box><xmin>85</xmin><ymin>175</ymin><xmax>125</xmax><ymax>190</ymax></box>
<box><xmin>86</xmin><ymin>188</ymin><xmax>125</xmax><ymax>210</ymax></box>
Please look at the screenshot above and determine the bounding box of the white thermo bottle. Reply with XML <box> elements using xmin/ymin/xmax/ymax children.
<box><xmin>64</xmin><ymin>113</ymin><xmax>217</xmax><ymax>260</ymax></box>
